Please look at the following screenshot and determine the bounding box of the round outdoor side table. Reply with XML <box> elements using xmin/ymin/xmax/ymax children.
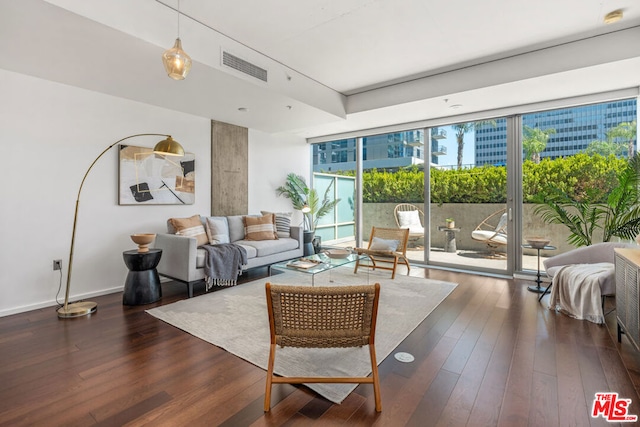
<box><xmin>522</xmin><ymin>244</ymin><xmax>556</xmax><ymax>294</ymax></box>
<box><xmin>437</xmin><ymin>226</ymin><xmax>460</xmax><ymax>253</ymax></box>
<box><xmin>122</xmin><ymin>248</ymin><xmax>162</xmax><ymax>305</ymax></box>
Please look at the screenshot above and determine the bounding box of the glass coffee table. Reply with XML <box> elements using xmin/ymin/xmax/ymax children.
<box><xmin>271</xmin><ymin>252</ymin><xmax>367</xmax><ymax>285</ymax></box>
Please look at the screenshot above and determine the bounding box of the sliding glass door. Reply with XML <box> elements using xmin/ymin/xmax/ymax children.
<box><xmin>427</xmin><ymin>118</ymin><xmax>510</xmax><ymax>274</ymax></box>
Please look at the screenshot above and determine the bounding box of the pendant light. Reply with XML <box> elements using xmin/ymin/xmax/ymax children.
<box><xmin>162</xmin><ymin>0</ymin><xmax>192</xmax><ymax>80</ymax></box>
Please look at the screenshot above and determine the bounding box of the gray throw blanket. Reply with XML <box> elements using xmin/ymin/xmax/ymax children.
<box><xmin>202</xmin><ymin>243</ymin><xmax>247</xmax><ymax>290</ymax></box>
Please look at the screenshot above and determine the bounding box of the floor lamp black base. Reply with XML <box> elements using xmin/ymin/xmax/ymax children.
<box><xmin>57</xmin><ymin>301</ymin><xmax>97</xmax><ymax>318</ymax></box>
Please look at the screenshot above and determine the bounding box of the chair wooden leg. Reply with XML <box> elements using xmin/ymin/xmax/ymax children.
<box><xmin>264</xmin><ymin>343</ymin><xmax>277</xmax><ymax>412</ymax></box>
<box><xmin>390</xmin><ymin>257</ymin><xmax>398</xmax><ymax>279</ymax></box>
<box><xmin>353</xmin><ymin>257</ymin><xmax>360</xmax><ymax>274</ymax></box>
<box><xmin>369</xmin><ymin>344</ymin><xmax>382</xmax><ymax>412</ymax></box>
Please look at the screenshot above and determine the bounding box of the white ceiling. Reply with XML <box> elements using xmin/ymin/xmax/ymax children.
<box><xmin>3</xmin><ymin>0</ymin><xmax>640</xmax><ymax>139</ymax></box>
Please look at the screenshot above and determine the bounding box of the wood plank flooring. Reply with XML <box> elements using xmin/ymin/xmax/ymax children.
<box><xmin>1</xmin><ymin>266</ymin><xmax>640</xmax><ymax>426</ymax></box>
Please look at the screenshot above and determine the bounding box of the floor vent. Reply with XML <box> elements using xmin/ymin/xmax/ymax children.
<box><xmin>222</xmin><ymin>51</ymin><xmax>268</xmax><ymax>83</ymax></box>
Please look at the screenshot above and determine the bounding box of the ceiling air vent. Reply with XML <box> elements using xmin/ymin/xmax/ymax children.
<box><xmin>222</xmin><ymin>51</ymin><xmax>268</xmax><ymax>83</ymax></box>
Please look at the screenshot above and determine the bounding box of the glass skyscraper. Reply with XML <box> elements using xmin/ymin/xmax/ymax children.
<box><xmin>475</xmin><ymin>99</ymin><xmax>637</xmax><ymax>166</ymax></box>
<box><xmin>312</xmin><ymin>128</ymin><xmax>447</xmax><ymax>172</ymax></box>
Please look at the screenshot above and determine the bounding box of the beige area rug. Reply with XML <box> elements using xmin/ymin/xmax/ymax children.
<box><xmin>146</xmin><ymin>267</ymin><xmax>457</xmax><ymax>404</ymax></box>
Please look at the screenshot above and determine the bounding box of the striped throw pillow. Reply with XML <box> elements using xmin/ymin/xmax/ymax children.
<box><xmin>261</xmin><ymin>211</ymin><xmax>292</xmax><ymax>238</ymax></box>
<box><xmin>244</xmin><ymin>214</ymin><xmax>278</xmax><ymax>241</ymax></box>
<box><xmin>169</xmin><ymin>215</ymin><xmax>208</xmax><ymax>247</ymax></box>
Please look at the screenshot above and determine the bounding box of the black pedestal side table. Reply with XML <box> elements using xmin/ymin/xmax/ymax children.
<box><xmin>523</xmin><ymin>244</ymin><xmax>556</xmax><ymax>295</ymax></box>
<box><xmin>123</xmin><ymin>248</ymin><xmax>162</xmax><ymax>305</ymax></box>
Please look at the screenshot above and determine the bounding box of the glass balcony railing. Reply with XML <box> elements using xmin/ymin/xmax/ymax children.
<box><xmin>433</xmin><ymin>145</ymin><xmax>447</xmax><ymax>155</ymax></box>
<box><xmin>432</xmin><ymin>129</ymin><xmax>447</xmax><ymax>139</ymax></box>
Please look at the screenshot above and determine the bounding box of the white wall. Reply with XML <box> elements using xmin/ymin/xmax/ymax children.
<box><xmin>0</xmin><ymin>70</ymin><xmax>212</xmax><ymax>316</ymax></box>
<box><xmin>248</xmin><ymin>129</ymin><xmax>309</xmax><ymax>227</ymax></box>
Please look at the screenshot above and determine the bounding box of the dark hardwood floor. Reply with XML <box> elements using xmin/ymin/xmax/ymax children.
<box><xmin>2</xmin><ymin>266</ymin><xmax>640</xmax><ymax>426</ymax></box>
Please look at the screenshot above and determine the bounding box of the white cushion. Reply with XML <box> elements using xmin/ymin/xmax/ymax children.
<box><xmin>369</xmin><ymin>237</ymin><xmax>399</xmax><ymax>252</ymax></box>
<box><xmin>471</xmin><ymin>230</ymin><xmax>507</xmax><ymax>245</ymax></box>
<box><xmin>398</xmin><ymin>210</ymin><xmax>421</xmax><ymax>227</ymax></box>
<box><xmin>398</xmin><ymin>210</ymin><xmax>424</xmax><ymax>235</ymax></box>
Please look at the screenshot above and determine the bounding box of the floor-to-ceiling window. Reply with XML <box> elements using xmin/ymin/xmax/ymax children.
<box><xmin>309</xmin><ymin>92</ymin><xmax>638</xmax><ymax>279</ymax></box>
<box><xmin>518</xmin><ymin>98</ymin><xmax>638</xmax><ymax>274</ymax></box>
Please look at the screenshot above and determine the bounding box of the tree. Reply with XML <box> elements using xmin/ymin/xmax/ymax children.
<box><xmin>606</xmin><ymin>120</ymin><xmax>637</xmax><ymax>159</ymax></box>
<box><xmin>585</xmin><ymin>140</ymin><xmax>626</xmax><ymax>157</ymax></box>
<box><xmin>452</xmin><ymin>120</ymin><xmax>496</xmax><ymax>169</ymax></box>
<box><xmin>523</xmin><ymin>126</ymin><xmax>556</xmax><ymax>163</ymax></box>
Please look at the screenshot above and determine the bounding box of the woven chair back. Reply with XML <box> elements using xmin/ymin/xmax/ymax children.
<box><xmin>266</xmin><ymin>283</ymin><xmax>380</xmax><ymax>348</ymax></box>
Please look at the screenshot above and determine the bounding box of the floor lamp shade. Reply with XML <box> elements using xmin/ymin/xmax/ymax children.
<box><xmin>57</xmin><ymin>133</ymin><xmax>186</xmax><ymax>318</ymax></box>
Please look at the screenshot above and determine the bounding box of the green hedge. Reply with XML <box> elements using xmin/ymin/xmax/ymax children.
<box><xmin>357</xmin><ymin>154</ymin><xmax>626</xmax><ymax>203</ymax></box>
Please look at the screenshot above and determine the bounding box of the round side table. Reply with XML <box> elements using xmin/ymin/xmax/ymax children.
<box><xmin>122</xmin><ymin>248</ymin><xmax>162</xmax><ymax>305</ymax></box>
<box><xmin>522</xmin><ymin>244</ymin><xmax>556</xmax><ymax>294</ymax></box>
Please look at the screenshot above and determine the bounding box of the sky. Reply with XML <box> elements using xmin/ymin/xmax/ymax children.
<box><xmin>434</xmin><ymin>125</ymin><xmax>475</xmax><ymax>168</ymax></box>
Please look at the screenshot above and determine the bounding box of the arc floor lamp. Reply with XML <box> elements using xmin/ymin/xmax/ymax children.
<box><xmin>58</xmin><ymin>133</ymin><xmax>185</xmax><ymax>318</ymax></box>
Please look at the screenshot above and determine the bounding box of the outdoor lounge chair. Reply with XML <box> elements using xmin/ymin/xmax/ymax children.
<box><xmin>394</xmin><ymin>203</ymin><xmax>424</xmax><ymax>245</ymax></box>
<box><xmin>471</xmin><ymin>208</ymin><xmax>508</xmax><ymax>256</ymax></box>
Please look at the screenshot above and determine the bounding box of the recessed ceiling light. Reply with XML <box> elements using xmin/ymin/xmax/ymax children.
<box><xmin>450</xmin><ymin>104</ymin><xmax>463</xmax><ymax>110</ymax></box>
<box><xmin>238</xmin><ymin>107</ymin><xmax>248</xmax><ymax>112</ymax></box>
<box><xmin>604</xmin><ymin>9</ymin><xmax>623</xmax><ymax>24</ymax></box>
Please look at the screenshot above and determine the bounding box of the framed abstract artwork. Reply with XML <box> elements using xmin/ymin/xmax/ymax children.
<box><xmin>118</xmin><ymin>144</ymin><xmax>195</xmax><ymax>205</ymax></box>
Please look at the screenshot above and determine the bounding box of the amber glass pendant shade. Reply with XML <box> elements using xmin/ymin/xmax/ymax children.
<box><xmin>162</xmin><ymin>38</ymin><xmax>192</xmax><ymax>80</ymax></box>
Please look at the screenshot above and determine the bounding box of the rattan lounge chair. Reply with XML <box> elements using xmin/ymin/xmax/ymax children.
<box><xmin>471</xmin><ymin>208</ymin><xmax>508</xmax><ymax>256</ymax></box>
<box><xmin>394</xmin><ymin>203</ymin><xmax>424</xmax><ymax>245</ymax></box>
<box><xmin>264</xmin><ymin>282</ymin><xmax>382</xmax><ymax>412</ymax></box>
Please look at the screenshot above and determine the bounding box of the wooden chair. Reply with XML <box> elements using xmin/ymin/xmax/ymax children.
<box><xmin>353</xmin><ymin>227</ymin><xmax>410</xmax><ymax>279</ymax></box>
<box><xmin>393</xmin><ymin>203</ymin><xmax>424</xmax><ymax>245</ymax></box>
<box><xmin>264</xmin><ymin>282</ymin><xmax>382</xmax><ymax>412</ymax></box>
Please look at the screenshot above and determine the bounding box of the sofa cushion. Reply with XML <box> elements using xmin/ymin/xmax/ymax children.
<box><xmin>196</xmin><ymin>244</ymin><xmax>256</xmax><ymax>268</ymax></box>
<box><xmin>261</xmin><ymin>211</ymin><xmax>292</xmax><ymax>238</ymax></box>
<box><xmin>227</xmin><ymin>215</ymin><xmax>246</xmax><ymax>242</ymax></box>
<box><xmin>244</xmin><ymin>214</ymin><xmax>278</xmax><ymax>241</ymax></box>
<box><xmin>169</xmin><ymin>215</ymin><xmax>208</xmax><ymax>247</ymax></box>
<box><xmin>236</xmin><ymin>237</ymin><xmax>299</xmax><ymax>257</ymax></box>
<box><xmin>205</xmin><ymin>216</ymin><xmax>230</xmax><ymax>244</ymax></box>
<box><xmin>235</xmin><ymin>243</ymin><xmax>258</xmax><ymax>259</ymax></box>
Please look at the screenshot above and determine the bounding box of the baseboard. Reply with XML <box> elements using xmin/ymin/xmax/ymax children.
<box><xmin>0</xmin><ymin>285</ymin><xmax>124</xmax><ymax>318</ymax></box>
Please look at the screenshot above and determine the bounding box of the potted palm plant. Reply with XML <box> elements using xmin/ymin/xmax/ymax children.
<box><xmin>276</xmin><ymin>173</ymin><xmax>340</xmax><ymax>254</ymax></box>
<box><xmin>534</xmin><ymin>153</ymin><xmax>640</xmax><ymax>246</ymax></box>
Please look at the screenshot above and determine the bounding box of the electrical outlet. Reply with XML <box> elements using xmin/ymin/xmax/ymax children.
<box><xmin>53</xmin><ymin>259</ymin><xmax>62</xmax><ymax>271</ymax></box>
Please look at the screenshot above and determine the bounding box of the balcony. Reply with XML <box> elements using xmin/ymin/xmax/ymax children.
<box><xmin>432</xmin><ymin>145</ymin><xmax>447</xmax><ymax>155</ymax></box>
<box><xmin>432</xmin><ymin>129</ymin><xmax>447</xmax><ymax>139</ymax></box>
<box><xmin>403</xmin><ymin>138</ymin><xmax>424</xmax><ymax>147</ymax></box>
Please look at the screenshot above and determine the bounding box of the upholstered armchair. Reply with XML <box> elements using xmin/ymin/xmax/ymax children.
<box><xmin>543</xmin><ymin>242</ymin><xmax>637</xmax><ymax>297</ymax></box>
<box><xmin>542</xmin><ymin>242</ymin><xmax>638</xmax><ymax>323</ymax></box>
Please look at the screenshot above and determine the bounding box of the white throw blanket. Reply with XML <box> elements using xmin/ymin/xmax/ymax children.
<box><xmin>548</xmin><ymin>262</ymin><xmax>613</xmax><ymax>324</ymax></box>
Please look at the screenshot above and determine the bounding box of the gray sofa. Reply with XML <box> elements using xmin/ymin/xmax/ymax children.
<box><xmin>154</xmin><ymin>214</ymin><xmax>303</xmax><ymax>297</ymax></box>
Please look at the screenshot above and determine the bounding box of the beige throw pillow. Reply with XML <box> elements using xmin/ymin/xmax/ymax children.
<box><xmin>169</xmin><ymin>215</ymin><xmax>208</xmax><ymax>247</ymax></box>
<box><xmin>261</xmin><ymin>210</ymin><xmax>292</xmax><ymax>238</ymax></box>
<box><xmin>244</xmin><ymin>214</ymin><xmax>278</xmax><ymax>241</ymax></box>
